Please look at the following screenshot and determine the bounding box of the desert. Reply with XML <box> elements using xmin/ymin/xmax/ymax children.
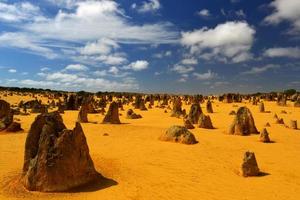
<box><xmin>0</xmin><ymin>90</ymin><xmax>299</xmax><ymax>200</ymax></box>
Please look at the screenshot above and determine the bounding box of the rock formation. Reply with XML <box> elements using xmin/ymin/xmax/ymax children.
<box><xmin>206</xmin><ymin>100</ymin><xmax>213</xmax><ymax>113</ymax></box>
<box><xmin>290</xmin><ymin>120</ymin><xmax>298</xmax><ymax>129</ymax></box>
<box><xmin>159</xmin><ymin>125</ymin><xmax>197</xmax><ymax>145</ymax></box>
<box><xmin>258</xmin><ymin>102</ymin><xmax>265</xmax><ymax>113</ymax></box>
<box><xmin>240</xmin><ymin>151</ymin><xmax>260</xmax><ymax>177</ymax></box>
<box><xmin>102</xmin><ymin>101</ymin><xmax>121</xmax><ymax>124</ymax></box>
<box><xmin>77</xmin><ymin>103</ymin><xmax>88</xmax><ymax>123</ymax></box>
<box><xmin>183</xmin><ymin>118</ymin><xmax>194</xmax><ymax>129</ymax></box>
<box><xmin>0</xmin><ymin>100</ymin><xmax>14</xmax><ymax>131</ymax></box>
<box><xmin>198</xmin><ymin>113</ymin><xmax>214</xmax><ymax>129</ymax></box>
<box><xmin>170</xmin><ymin>97</ymin><xmax>183</xmax><ymax>118</ymax></box>
<box><xmin>228</xmin><ymin>107</ymin><xmax>258</xmax><ymax>135</ymax></box>
<box><xmin>187</xmin><ymin>103</ymin><xmax>202</xmax><ymax>124</ymax></box>
<box><xmin>22</xmin><ymin>112</ymin><xmax>98</xmax><ymax>192</ymax></box>
<box><xmin>259</xmin><ymin>128</ymin><xmax>271</xmax><ymax>143</ymax></box>
<box><xmin>126</xmin><ymin>109</ymin><xmax>142</xmax><ymax>119</ymax></box>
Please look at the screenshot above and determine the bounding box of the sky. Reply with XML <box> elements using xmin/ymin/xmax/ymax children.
<box><xmin>0</xmin><ymin>0</ymin><xmax>299</xmax><ymax>94</ymax></box>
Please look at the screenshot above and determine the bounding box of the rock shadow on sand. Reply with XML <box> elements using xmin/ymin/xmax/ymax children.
<box><xmin>65</xmin><ymin>173</ymin><xmax>118</xmax><ymax>193</ymax></box>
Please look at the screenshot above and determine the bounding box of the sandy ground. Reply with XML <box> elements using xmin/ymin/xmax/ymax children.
<box><xmin>0</xmin><ymin>94</ymin><xmax>300</xmax><ymax>200</ymax></box>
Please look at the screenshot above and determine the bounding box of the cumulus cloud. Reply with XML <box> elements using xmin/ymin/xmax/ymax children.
<box><xmin>263</xmin><ymin>47</ymin><xmax>300</xmax><ymax>58</ymax></box>
<box><xmin>171</xmin><ymin>64</ymin><xmax>194</xmax><ymax>74</ymax></box>
<box><xmin>264</xmin><ymin>0</ymin><xmax>300</xmax><ymax>34</ymax></box>
<box><xmin>132</xmin><ymin>0</ymin><xmax>161</xmax><ymax>13</ymax></box>
<box><xmin>125</xmin><ymin>60</ymin><xmax>149</xmax><ymax>71</ymax></box>
<box><xmin>193</xmin><ymin>70</ymin><xmax>217</xmax><ymax>80</ymax></box>
<box><xmin>24</xmin><ymin>0</ymin><xmax>176</xmax><ymax>44</ymax></box>
<box><xmin>181</xmin><ymin>21</ymin><xmax>255</xmax><ymax>63</ymax></box>
<box><xmin>80</xmin><ymin>38</ymin><xmax>119</xmax><ymax>55</ymax></box>
<box><xmin>65</xmin><ymin>64</ymin><xmax>88</xmax><ymax>71</ymax></box>
<box><xmin>241</xmin><ymin>64</ymin><xmax>280</xmax><ymax>75</ymax></box>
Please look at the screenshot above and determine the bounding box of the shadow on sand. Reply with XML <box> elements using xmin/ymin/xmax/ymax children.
<box><xmin>67</xmin><ymin>173</ymin><xmax>118</xmax><ymax>193</ymax></box>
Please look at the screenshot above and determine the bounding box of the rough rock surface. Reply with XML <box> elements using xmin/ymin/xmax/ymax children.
<box><xmin>187</xmin><ymin>103</ymin><xmax>202</xmax><ymax>124</ymax></box>
<box><xmin>102</xmin><ymin>102</ymin><xmax>121</xmax><ymax>124</ymax></box>
<box><xmin>198</xmin><ymin>114</ymin><xmax>214</xmax><ymax>129</ymax></box>
<box><xmin>228</xmin><ymin>107</ymin><xmax>258</xmax><ymax>135</ymax></box>
<box><xmin>22</xmin><ymin>112</ymin><xmax>98</xmax><ymax>192</ymax></box>
<box><xmin>240</xmin><ymin>151</ymin><xmax>260</xmax><ymax>177</ymax></box>
<box><xmin>259</xmin><ymin>128</ymin><xmax>271</xmax><ymax>143</ymax></box>
<box><xmin>159</xmin><ymin>125</ymin><xmax>197</xmax><ymax>145</ymax></box>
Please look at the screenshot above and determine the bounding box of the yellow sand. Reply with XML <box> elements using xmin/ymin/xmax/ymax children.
<box><xmin>0</xmin><ymin>94</ymin><xmax>300</xmax><ymax>200</ymax></box>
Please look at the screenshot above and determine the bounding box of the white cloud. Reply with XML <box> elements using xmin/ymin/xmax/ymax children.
<box><xmin>0</xmin><ymin>32</ymin><xmax>57</xmax><ymax>59</ymax></box>
<box><xmin>46</xmin><ymin>72</ymin><xmax>79</xmax><ymax>82</ymax></box>
<box><xmin>241</xmin><ymin>64</ymin><xmax>280</xmax><ymax>75</ymax></box>
<box><xmin>80</xmin><ymin>38</ymin><xmax>119</xmax><ymax>55</ymax></box>
<box><xmin>197</xmin><ymin>9</ymin><xmax>211</xmax><ymax>17</ymax></box>
<box><xmin>40</xmin><ymin>67</ymin><xmax>50</xmax><ymax>71</ymax></box>
<box><xmin>108</xmin><ymin>66</ymin><xmax>119</xmax><ymax>75</ymax></box>
<box><xmin>65</xmin><ymin>64</ymin><xmax>88</xmax><ymax>71</ymax></box>
<box><xmin>181</xmin><ymin>58</ymin><xmax>198</xmax><ymax>65</ymax></box>
<box><xmin>126</xmin><ymin>60</ymin><xmax>149</xmax><ymax>71</ymax></box>
<box><xmin>264</xmin><ymin>0</ymin><xmax>300</xmax><ymax>33</ymax></box>
<box><xmin>181</xmin><ymin>21</ymin><xmax>255</xmax><ymax>63</ymax></box>
<box><xmin>133</xmin><ymin>0</ymin><xmax>161</xmax><ymax>13</ymax></box>
<box><xmin>8</xmin><ymin>69</ymin><xmax>17</xmax><ymax>73</ymax></box>
<box><xmin>0</xmin><ymin>1</ymin><xmax>43</xmax><ymax>22</ymax></box>
<box><xmin>94</xmin><ymin>70</ymin><xmax>107</xmax><ymax>77</ymax></box>
<box><xmin>96</xmin><ymin>54</ymin><xmax>127</xmax><ymax>65</ymax></box>
<box><xmin>24</xmin><ymin>1</ymin><xmax>176</xmax><ymax>44</ymax></box>
<box><xmin>263</xmin><ymin>47</ymin><xmax>300</xmax><ymax>58</ymax></box>
<box><xmin>171</xmin><ymin>64</ymin><xmax>194</xmax><ymax>74</ymax></box>
<box><xmin>193</xmin><ymin>70</ymin><xmax>217</xmax><ymax>80</ymax></box>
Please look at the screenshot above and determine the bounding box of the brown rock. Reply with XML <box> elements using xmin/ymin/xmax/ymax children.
<box><xmin>290</xmin><ymin>120</ymin><xmax>298</xmax><ymax>129</ymax></box>
<box><xmin>183</xmin><ymin>118</ymin><xmax>195</xmax><ymax>129</ymax></box>
<box><xmin>187</xmin><ymin>103</ymin><xmax>202</xmax><ymax>124</ymax></box>
<box><xmin>206</xmin><ymin>100</ymin><xmax>213</xmax><ymax>113</ymax></box>
<box><xmin>228</xmin><ymin>107</ymin><xmax>258</xmax><ymax>135</ymax></box>
<box><xmin>258</xmin><ymin>102</ymin><xmax>265</xmax><ymax>113</ymax></box>
<box><xmin>102</xmin><ymin>101</ymin><xmax>121</xmax><ymax>124</ymax></box>
<box><xmin>229</xmin><ymin>110</ymin><xmax>236</xmax><ymax>115</ymax></box>
<box><xmin>259</xmin><ymin>128</ymin><xmax>271</xmax><ymax>143</ymax></box>
<box><xmin>240</xmin><ymin>151</ymin><xmax>260</xmax><ymax>177</ymax></box>
<box><xmin>77</xmin><ymin>104</ymin><xmax>88</xmax><ymax>123</ymax></box>
<box><xmin>170</xmin><ymin>97</ymin><xmax>183</xmax><ymax>118</ymax></box>
<box><xmin>126</xmin><ymin>109</ymin><xmax>142</xmax><ymax>119</ymax></box>
<box><xmin>159</xmin><ymin>125</ymin><xmax>197</xmax><ymax>145</ymax></box>
<box><xmin>198</xmin><ymin>113</ymin><xmax>214</xmax><ymax>129</ymax></box>
<box><xmin>5</xmin><ymin>122</ymin><xmax>23</xmax><ymax>132</ymax></box>
<box><xmin>22</xmin><ymin>112</ymin><xmax>98</xmax><ymax>192</ymax></box>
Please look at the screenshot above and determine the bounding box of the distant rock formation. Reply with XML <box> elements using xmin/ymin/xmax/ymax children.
<box><xmin>259</xmin><ymin>128</ymin><xmax>271</xmax><ymax>143</ymax></box>
<box><xmin>183</xmin><ymin>118</ymin><xmax>194</xmax><ymax>129</ymax></box>
<box><xmin>198</xmin><ymin>113</ymin><xmax>214</xmax><ymax>129</ymax></box>
<box><xmin>170</xmin><ymin>97</ymin><xmax>183</xmax><ymax>118</ymax></box>
<box><xmin>126</xmin><ymin>109</ymin><xmax>142</xmax><ymax>119</ymax></box>
<box><xmin>228</xmin><ymin>107</ymin><xmax>258</xmax><ymax>135</ymax></box>
<box><xmin>187</xmin><ymin>103</ymin><xmax>202</xmax><ymax>124</ymax></box>
<box><xmin>258</xmin><ymin>102</ymin><xmax>265</xmax><ymax>113</ymax></box>
<box><xmin>102</xmin><ymin>101</ymin><xmax>121</xmax><ymax>124</ymax></box>
<box><xmin>206</xmin><ymin>100</ymin><xmax>213</xmax><ymax>113</ymax></box>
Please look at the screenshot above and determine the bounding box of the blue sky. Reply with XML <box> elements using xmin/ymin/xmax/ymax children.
<box><xmin>0</xmin><ymin>0</ymin><xmax>299</xmax><ymax>94</ymax></box>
